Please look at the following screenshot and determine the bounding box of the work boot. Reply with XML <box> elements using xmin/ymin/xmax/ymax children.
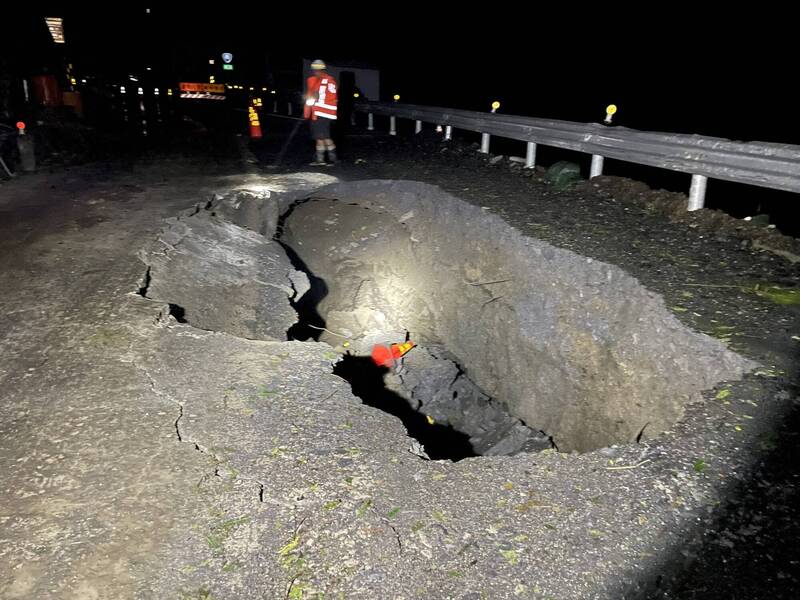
<box><xmin>309</xmin><ymin>150</ymin><xmax>326</xmax><ymax>166</ymax></box>
<box><xmin>325</xmin><ymin>149</ymin><xmax>337</xmax><ymax>166</ymax></box>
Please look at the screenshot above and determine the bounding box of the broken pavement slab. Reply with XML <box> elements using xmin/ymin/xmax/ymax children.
<box><xmin>139</xmin><ymin>208</ymin><xmax>307</xmax><ymax>341</ymax></box>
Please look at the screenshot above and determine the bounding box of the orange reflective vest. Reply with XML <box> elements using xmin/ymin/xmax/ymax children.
<box><xmin>305</xmin><ymin>73</ymin><xmax>338</xmax><ymax>121</ymax></box>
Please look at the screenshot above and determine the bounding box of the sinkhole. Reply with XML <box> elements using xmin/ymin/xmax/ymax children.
<box><xmin>274</xmin><ymin>180</ymin><xmax>754</xmax><ymax>459</ymax></box>
<box><xmin>278</xmin><ymin>198</ymin><xmax>550</xmax><ymax>461</ymax></box>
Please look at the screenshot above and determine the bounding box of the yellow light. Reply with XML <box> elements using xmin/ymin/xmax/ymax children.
<box><xmin>491</xmin><ymin>101</ymin><xmax>501</xmax><ymax>110</ymax></box>
<box><xmin>167</xmin><ymin>89</ymin><xmax>173</xmax><ymax>96</ymax></box>
<box><xmin>393</xmin><ymin>94</ymin><xmax>400</xmax><ymax>101</ymax></box>
<box><xmin>249</xmin><ymin>87</ymin><xmax>254</xmax><ymax>91</ymax></box>
<box><xmin>353</xmin><ymin>92</ymin><xmax>360</xmax><ymax>98</ymax></box>
<box><xmin>606</xmin><ymin>104</ymin><xmax>618</xmax><ymax>115</ymax></box>
<box><xmin>262</xmin><ymin>87</ymin><xmax>267</xmax><ymax>91</ymax></box>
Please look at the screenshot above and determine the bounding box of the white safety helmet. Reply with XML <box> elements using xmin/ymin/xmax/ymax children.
<box><xmin>310</xmin><ymin>59</ymin><xmax>327</xmax><ymax>71</ymax></box>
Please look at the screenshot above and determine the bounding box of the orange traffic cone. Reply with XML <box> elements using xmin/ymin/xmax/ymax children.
<box><xmin>371</xmin><ymin>341</ymin><xmax>416</xmax><ymax>368</ymax></box>
<box><xmin>248</xmin><ymin>105</ymin><xmax>262</xmax><ymax>139</ymax></box>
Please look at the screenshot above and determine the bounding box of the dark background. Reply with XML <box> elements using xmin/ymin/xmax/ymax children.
<box><xmin>3</xmin><ymin>4</ymin><xmax>798</xmax><ymax>231</ymax></box>
<box><xmin>6</xmin><ymin>4</ymin><xmax>796</xmax><ymax>141</ymax></box>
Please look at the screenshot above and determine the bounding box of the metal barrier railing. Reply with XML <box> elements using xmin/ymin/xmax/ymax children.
<box><xmin>354</xmin><ymin>101</ymin><xmax>800</xmax><ymax>211</ymax></box>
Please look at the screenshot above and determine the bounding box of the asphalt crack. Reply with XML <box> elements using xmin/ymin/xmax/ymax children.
<box><xmin>137</xmin><ymin>266</ymin><xmax>152</xmax><ymax>297</ymax></box>
<box><xmin>132</xmin><ymin>358</ymin><xmax>268</xmax><ymax>505</ymax></box>
<box><xmin>370</xmin><ymin>506</ymin><xmax>403</xmax><ymax>554</ymax></box>
<box><xmin>175</xmin><ymin>404</ymin><xmax>184</xmax><ymax>442</ymax></box>
<box><xmin>132</xmin><ymin>359</ymin><xmax>185</xmax><ymax>444</ymax></box>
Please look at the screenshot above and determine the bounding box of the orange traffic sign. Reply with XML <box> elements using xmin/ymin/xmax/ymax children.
<box><xmin>179</xmin><ymin>82</ymin><xmax>225</xmax><ymax>93</ymax></box>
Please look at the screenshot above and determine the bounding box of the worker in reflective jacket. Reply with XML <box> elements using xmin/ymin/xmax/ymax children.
<box><xmin>304</xmin><ymin>59</ymin><xmax>338</xmax><ymax>166</ymax></box>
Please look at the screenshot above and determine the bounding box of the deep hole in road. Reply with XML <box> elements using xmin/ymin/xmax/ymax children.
<box><xmin>270</xmin><ymin>181</ymin><xmax>752</xmax><ymax>457</ymax></box>
<box><xmin>277</xmin><ymin>198</ymin><xmax>554</xmax><ymax>461</ymax></box>
<box><xmin>139</xmin><ymin>180</ymin><xmax>752</xmax><ymax>460</ymax></box>
<box><xmin>333</xmin><ymin>354</ymin><xmax>477</xmax><ymax>461</ymax></box>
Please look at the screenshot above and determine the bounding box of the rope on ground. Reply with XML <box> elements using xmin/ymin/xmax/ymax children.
<box><xmin>306</xmin><ymin>324</ymin><xmax>350</xmax><ymax>338</ymax></box>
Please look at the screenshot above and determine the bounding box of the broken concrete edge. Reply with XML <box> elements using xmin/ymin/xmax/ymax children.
<box><xmin>136</xmin><ymin>209</ymin><xmax>307</xmax><ymax>342</ymax></box>
<box><xmin>133</xmin><ymin>172</ymin><xmax>339</xmax><ymax>324</ymax></box>
<box><xmin>209</xmin><ymin>172</ymin><xmax>340</xmax><ymax>236</ymax></box>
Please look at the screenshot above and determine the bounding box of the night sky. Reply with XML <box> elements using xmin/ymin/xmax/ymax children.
<box><xmin>6</xmin><ymin>4</ymin><xmax>796</xmax><ymax>144</ymax></box>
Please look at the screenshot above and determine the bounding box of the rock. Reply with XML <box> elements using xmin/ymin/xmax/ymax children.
<box><xmin>140</xmin><ymin>211</ymin><xmax>301</xmax><ymax>341</ymax></box>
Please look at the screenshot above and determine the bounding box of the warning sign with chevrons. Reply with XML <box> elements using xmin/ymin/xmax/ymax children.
<box><xmin>179</xmin><ymin>82</ymin><xmax>225</xmax><ymax>93</ymax></box>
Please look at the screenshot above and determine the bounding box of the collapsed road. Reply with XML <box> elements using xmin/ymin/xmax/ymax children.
<box><xmin>133</xmin><ymin>178</ymin><xmax>764</xmax><ymax>598</ymax></box>
<box><xmin>1</xmin><ymin>154</ymin><xmax>798</xmax><ymax>599</ymax></box>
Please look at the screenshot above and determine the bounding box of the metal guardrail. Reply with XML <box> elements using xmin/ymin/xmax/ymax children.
<box><xmin>354</xmin><ymin>101</ymin><xmax>800</xmax><ymax>211</ymax></box>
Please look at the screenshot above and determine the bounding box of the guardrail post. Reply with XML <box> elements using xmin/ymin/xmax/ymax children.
<box><xmin>287</xmin><ymin>102</ymin><xmax>293</xmax><ymax>116</ymax></box>
<box><xmin>480</xmin><ymin>132</ymin><xmax>490</xmax><ymax>153</ymax></box>
<box><xmin>525</xmin><ymin>142</ymin><xmax>537</xmax><ymax>169</ymax></box>
<box><xmin>368</xmin><ymin>113</ymin><xmax>374</xmax><ymax>131</ymax></box>
<box><xmin>415</xmin><ymin>120</ymin><xmax>422</xmax><ymax>134</ymax></box>
<box><xmin>389</xmin><ymin>94</ymin><xmax>400</xmax><ymax>136</ymax></box>
<box><xmin>480</xmin><ymin>101</ymin><xmax>500</xmax><ymax>154</ymax></box>
<box><xmin>273</xmin><ymin>100</ymin><xmax>278</xmax><ymax>112</ymax></box>
<box><xmin>688</xmin><ymin>174</ymin><xmax>707</xmax><ymax>211</ymax></box>
<box><xmin>590</xmin><ymin>155</ymin><xmax>604</xmax><ymax>178</ymax></box>
<box><xmin>445</xmin><ymin>126</ymin><xmax>452</xmax><ymax>141</ymax></box>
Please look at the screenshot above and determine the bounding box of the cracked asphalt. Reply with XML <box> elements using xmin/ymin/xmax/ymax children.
<box><xmin>0</xmin><ymin>122</ymin><xmax>798</xmax><ymax>599</ymax></box>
